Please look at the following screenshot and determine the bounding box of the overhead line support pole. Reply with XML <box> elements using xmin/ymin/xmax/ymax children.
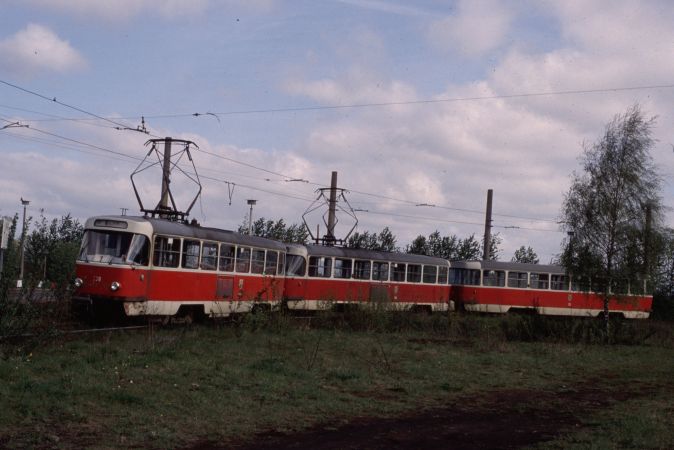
<box><xmin>160</xmin><ymin>137</ymin><xmax>172</xmax><ymax>212</ymax></box>
<box><xmin>326</xmin><ymin>171</ymin><xmax>338</xmax><ymax>244</ymax></box>
<box><xmin>483</xmin><ymin>189</ymin><xmax>493</xmax><ymax>260</ymax></box>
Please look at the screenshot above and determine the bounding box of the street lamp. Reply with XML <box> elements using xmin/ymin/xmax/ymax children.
<box><xmin>18</xmin><ymin>198</ymin><xmax>30</xmax><ymax>287</ymax></box>
<box><xmin>247</xmin><ymin>200</ymin><xmax>257</xmax><ymax>235</ymax></box>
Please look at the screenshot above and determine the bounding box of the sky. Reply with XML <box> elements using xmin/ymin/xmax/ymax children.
<box><xmin>1</xmin><ymin>0</ymin><xmax>674</xmax><ymax>263</ymax></box>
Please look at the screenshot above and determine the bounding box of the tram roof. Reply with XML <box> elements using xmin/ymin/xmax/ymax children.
<box><xmin>87</xmin><ymin>216</ymin><xmax>287</xmax><ymax>251</ymax></box>
<box><xmin>305</xmin><ymin>244</ymin><xmax>450</xmax><ymax>266</ymax></box>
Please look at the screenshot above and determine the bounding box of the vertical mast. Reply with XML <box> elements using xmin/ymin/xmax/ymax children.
<box><xmin>159</xmin><ymin>137</ymin><xmax>172</xmax><ymax>211</ymax></box>
<box><xmin>326</xmin><ymin>171</ymin><xmax>338</xmax><ymax>244</ymax></box>
<box><xmin>483</xmin><ymin>189</ymin><xmax>493</xmax><ymax>260</ymax></box>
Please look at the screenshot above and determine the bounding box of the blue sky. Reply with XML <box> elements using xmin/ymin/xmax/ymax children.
<box><xmin>2</xmin><ymin>0</ymin><xmax>674</xmax><ymax>262</ymax></box>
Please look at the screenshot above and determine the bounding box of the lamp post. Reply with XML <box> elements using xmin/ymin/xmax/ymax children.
<box><xmin>18</xmin><ymin>198</ymin><xmax>30</xmax><ymax>287</ymax></box>
<box><xmin>247</xmin><ymin>200</ymin><xmax>257</xmax><ymax>235</ymax></box>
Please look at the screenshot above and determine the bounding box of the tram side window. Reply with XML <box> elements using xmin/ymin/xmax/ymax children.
<box><xmin>251</xmin><ymin>248</ymin><xmax>266</xmax><ymax>274</ymax></box>
<box><xmin>308</xmin><ymin>256</ymin><xmax>332</xmax><ymax>278</ymax></box>
<box><xmin>265</xmin><ymin>251</ymin><xmax>278</xmax><ymax>275</ymax></box>
<box><xmin>483</xmin><ymin>270</ymin><xmax>505</xmax><ymax>287</ymax></box>
<box><xmin>507</xmin><ymin>271</ymin><xmax>528</xmax><ymax>288</ymax></box>
<box><xmin>236</xmin><ymin>246</ymin><xmax>251</xmax><ymax>273</ymax></box>
<box><xmin>219</xmin><ymin>244</ymin><xmax>235</xmax><ymax>272</ymax></box>
<box><xmin>153</xmin><ymin>236</ymin><xmax>181</xmax><ymax>268</ymax></box>
<box><xmin>550</xmin><ymin>275</ymin><xmax>568</xmax><ymax>291</ymax></box>
<box><xmin>611</xmin><ymin>279</ymin><xmax>629</xmax><ymax>294</ymax></box>
<box><xmin>450</xmin><ymin>268</ymin><xmax>480</xmax><ymax>286</ymax></box>
<box><xmin>530</xmin><ymin>273</ymin><xmax>549</xmax><ymax>289</ymax></box>
<box><xmin>391</xmin><ymin>263</ymin><xmax>406</xmax><ymax>282</ymax></box>
<box><xmin>278</xmin><ymin>252</ymin><xmax>286</xmax><ymax>276</ymax></box>
<box><xmin>287</xmin><ymin>255</ymin><xmax>307</xmax><ymax>277</ymax></box>
<box><xmin>422</xmin><ymin>265</ymin><xmax>437</xmax><ymax>284</ymax></box>
<box><xmin>572</xmin><ymin>276</ymin><xmax>591</xmax><ymax>292</ymax></box>
<box><xmin>407</xmin><ymin>264</ymin><xmax>422</xmax><ymax>283</ymax></box>
<box><xmin>591</xmin><ymin>277</ymin><xmax>607</xmax><ymax>293</ymax></box>
<box><xmin>352</xmin><ymin>260</ymin><xmax>371</xmax><ymax>280</ymax></box>
<box><xmin>182</xmin><ymin>240</ymin><xmax>201</xmax><ymax>269</ymax></box>
<box><xmin>449</xmin><ymin>268</ymin><xmax>461</xmax><ymax>284</ymax></box>
<box><xmin>630</xmin><ymin>279</ymin><xmax>646</xmax><ymax>295</ymax></box>
<box><xmin>438</xmin><ymin>266</ymin><xmax>449</xmax><ymax>284</ymax></box>
<box><xmin>334</xmin><ymin>258</ymin><xmax>352</xmax><ymax>279</ymax></box>
<box><xmin>201</xmin><ymin>242</ymin><xmax>218</xmax><ymax>270</ymax></box>
<box><xmin>372</xmin><ymin>262</ymin><xmax>389</xmax><ymax>281</ymax></box>
<box><xmin>467</xmin><ymin>269</ymin><xmax>481</xmax><ymax>285</ymax></box>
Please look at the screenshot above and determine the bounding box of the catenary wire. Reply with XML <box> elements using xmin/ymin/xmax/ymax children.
<box><xmin>57</xmin><ymin>82</ymin><xmax>674</xmax><ymax>120</ymax></box>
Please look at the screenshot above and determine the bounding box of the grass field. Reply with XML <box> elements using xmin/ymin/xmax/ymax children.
<box><xmin>0</xmin><ymin>312</ymin><xmax>673</xmax><ymax>448</ymax></box>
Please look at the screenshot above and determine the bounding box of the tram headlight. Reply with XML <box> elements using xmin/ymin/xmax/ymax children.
<box><xmin>110</xmin><ymin>281</ymin><xmax>121</xmax><ymax>292</ymax></box>
<box><xmin>74</xmin><ymin>278</ymin><xmax>83</xmax><ymax>288</ymax></box>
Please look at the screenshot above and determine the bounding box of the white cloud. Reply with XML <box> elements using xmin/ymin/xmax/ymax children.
<box><xmin>285</xmin><ymin>67</ymin><xmax>417</xmax><ymax>106</ymax></box>
<box><xmin>428</xmin><ymin>0</ymin><xmax>513</xmax><ymax>56</ymax></box>
<box><xmin>0</xmin><ymin>24</ymin><xmax>87</xmax><ymax>76</ymax></box>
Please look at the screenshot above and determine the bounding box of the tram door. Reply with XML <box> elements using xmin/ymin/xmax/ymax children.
<box><xmin>370</xmin><ymin>261</ymin><xmax>392</xmax><ymax>306</ymax></box>
<box><xmin>284</xmin><ymin>252</ymin><xmax>307</xmax><ymax>308</ymax></box>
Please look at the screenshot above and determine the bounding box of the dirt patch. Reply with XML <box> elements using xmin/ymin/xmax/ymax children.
<box><xmin>202</xmin><ymin>381</ymin><xmax>656</xmax><ymax>450</ymax></box>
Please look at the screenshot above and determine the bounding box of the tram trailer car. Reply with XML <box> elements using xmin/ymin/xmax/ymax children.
<box><xmin>73</xmin><ymin>216</ymin><xmax>288</xmax><ymax>320</ymax></box>
<box><xmin>284</xmin><ymin>244</ymin><xmax>452</xmax><ymax>312</ymax></box>
<box><xmin>449</xmin><ymin>260</ymin><xmax>652</xmax><ymax>319</ymax></box>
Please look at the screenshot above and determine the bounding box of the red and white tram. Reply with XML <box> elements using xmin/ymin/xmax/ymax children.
<box><xmin>73</xmin><ymin>216</ymin><xmax>287</xmax><ymax>320</ymax></box>
<box><xmin>73</xmin><ymin>216</ymin><xmax>653</xmax><ymax>322</ymax></box>
<box><xmin>449</xmin><ymin>260</ymin><xmax>652</xmax><ymax>319</ymax></box>
<box><xmin>284</xmin><ymin>244</ymin><xmax>452</xmax><ymax>312</ymax></box>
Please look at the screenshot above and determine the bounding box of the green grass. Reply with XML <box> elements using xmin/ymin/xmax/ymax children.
<box><xmin>0</xmin><ymin>313</ymin><xmax>673</xmax><ymax>448</ymax></box>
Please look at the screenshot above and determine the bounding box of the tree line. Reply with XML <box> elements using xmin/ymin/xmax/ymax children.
<box><xmin>239</xmin><ymin>216</ymin><xmax>541</xmax><ymax>263</ymax></box>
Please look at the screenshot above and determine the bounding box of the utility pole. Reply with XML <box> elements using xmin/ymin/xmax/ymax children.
<box><xmin>159</xmin><ymin>137</ymin><xmax>173</xmax><ymax>213</ymax></box>
<box><xmin>482</xmin><ymin>189</ymin><xmax>493</xmax><ymax>260</ymax></box>
<box><xmin>326</xmin><ymin>171</ymin><xmax>338</xmax><ymax>245</ymax></box>
<box><xmin>247</xmin><ymin>199</ymin><xmax>257</xmax><ymax>235</ymax></box>
<box><xmin>19</xmin><ymin>198</ymin><xmax>30</xmax><ymax>286</ymax></box>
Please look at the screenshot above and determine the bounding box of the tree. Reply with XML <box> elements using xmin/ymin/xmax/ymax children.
<box><xmin>376</xmin><ymin>227</ymin><xmax>399</xmax><ymax>252</ymax></box>
<box><xmin>456</xmin><ymin>234</ymin><xmax>481</xmax><ymax>260</ymax></box>
<box><xmin>0</xmin><ymin>215</ymin><xmax>19</xmax><ymax>301</ymax></box>
<box><xmin>560</xmin><ymin>105</ymin><xmax>663</xmax><ymax>335</ymax></box>
<box><xmin>347</xmin><ymin>231</ymin><xmax>378</xmax><ymax>250</ymax></box>
<box><xmin>238</xmin><ymin>217</ymin><xmax>309</xmax><ymax>244</ymax></box>
<box><xmin>512</xmin><ymin>246</ymin><xmax>539</xmax><ymax>264</ymax></box>
<box><xmin>347</xmin><ymin>227</ymin><xmax>399</xmax><ymax>252</ymax></box>
<box><xmin>406</xmin><ymin>231</ymin><xmax>500</xmax><ymax>261</ymax></box>
<box><xmin>650</xmin><ymin>227</ymin><xmax>674</xmax><ymax>320</ymax></box>
<box><xmin>24</xmin><ymin>213</ymin><xmax>83</xmax><ymax>294</ymax></box>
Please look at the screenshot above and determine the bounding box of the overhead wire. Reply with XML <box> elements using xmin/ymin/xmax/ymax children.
<box><xmin>0</xmin><ymin>79</ymin><xmax>159</xmax><ymax>137</ymax></box>
<box><xmin>2</xmin><ymin>111</ymin><xmax>561</xmax><ymax>224</ymax></box>
<box><xmin>189</xmin><ymin>147</ymin><xmax>560</xmax><ymax>223</ymax></box>
<box><xmin>0</xmin><ymin>103</ymin><xmax>122</xmax><ymax>131</ymax></box>
<box><xmin>359</xmin><ymin>210</ymin><xmax>561</xmax><ymax>233</ymax></box>
<box><xmin>29</xmin><ymin>82</ymin><xmax>674</xmax><ymax>121</ymax></box>
<box><xmin>0</xmin><ymin>118</ymin><xmax>318</xmax><ymax>205</ymax></box>
<box><xmin>4</xmin><ymin>78</ymin><xmax>628</xmax><ymax>224</ymax></box>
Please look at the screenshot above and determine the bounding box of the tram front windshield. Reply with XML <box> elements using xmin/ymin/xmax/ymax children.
<box><xmin>78</xmin><ymin>230</ymin><xmax>149</xmax><ymax>266</ymax></box>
